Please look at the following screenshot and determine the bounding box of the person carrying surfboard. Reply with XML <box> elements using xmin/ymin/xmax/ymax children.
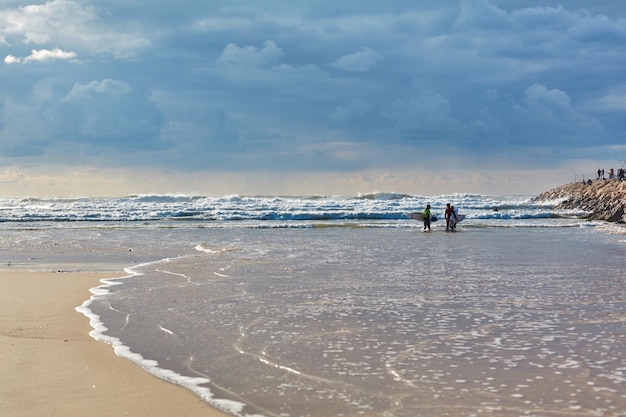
<box><xmin>445</xmin><ymin>203</ymin><xmax>454</xmax><ymax>231</ymax></box>
<box><xmin>450</xmin><ymin>205</ymin><xmax>459</xmax><ymax>231</ymax></box>
<box><xmin>423</xmin><ymin>204</ymin><xmax>431</xmax><ymax>231</ymax></box>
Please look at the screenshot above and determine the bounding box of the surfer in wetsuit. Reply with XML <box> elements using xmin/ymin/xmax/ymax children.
<box><xmin>423</xmin><ymin>204</ymin><xmax>431</xmax><ymax>231</ymax></box>
<box><xmin>445</xmin><ymin>203</ymin><xmax>454</xmax><ymax>231</ymax></box>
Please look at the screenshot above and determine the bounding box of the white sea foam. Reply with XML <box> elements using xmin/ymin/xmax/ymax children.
<box><xmin>0</xmin><ymin>193</ymin><xmax>589</xmax><ymax>226</ymax></box>
<box><xmin>76</xmin><ymin>267</ymin><xmax>259</xmax><ymax>417</ymax></box>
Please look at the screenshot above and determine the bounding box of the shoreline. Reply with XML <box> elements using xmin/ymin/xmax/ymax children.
<box><xmin>0</xmin><ymin>271</ymin><xmax>230</xmax><ymax>417</ymax></box>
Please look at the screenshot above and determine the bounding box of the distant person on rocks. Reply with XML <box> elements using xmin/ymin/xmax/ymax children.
<box><xmin>609</xmin><ymin>168</ymin><xmax>614</xmax><ymax>179</ymax></box>
<box><xmin>598</xmin><ymin>169</ymin><xmax>602</xmax><ymax>179</ymax></box>
<box><xmin>618</xmin><ymin>168</ymin><xmax>625</xmax><ymax>181</ymax></box>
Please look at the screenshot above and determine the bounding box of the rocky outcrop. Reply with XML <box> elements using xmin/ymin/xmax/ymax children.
<box><xmin>534</xmin><ymin>179</ymin><xmax>626</xmax><ymax>223</ymax></box>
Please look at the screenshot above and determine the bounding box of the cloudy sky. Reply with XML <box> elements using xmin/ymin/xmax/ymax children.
<box><xmin>0</xmin><ymin>0</ymin><xmax>624</xmax><ymax>197</ymax></box>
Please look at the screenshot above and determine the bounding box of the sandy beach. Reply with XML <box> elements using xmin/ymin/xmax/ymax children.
<box><xmin>0</xmin><ymin>271</ymin><xmax>229</xmax><ymax>417</ymax></box>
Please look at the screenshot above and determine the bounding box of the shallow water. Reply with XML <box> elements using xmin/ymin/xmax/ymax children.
<box><xmin>82</xmin><ymin>225</ymin><xmax>626</xmax><ymax>417</ymax></box>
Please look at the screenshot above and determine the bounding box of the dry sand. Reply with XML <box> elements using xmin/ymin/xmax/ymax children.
<box><xmin>0</xmin><ymin>271</ymin><xmax>230</xmax><ymax>417</ymax></box>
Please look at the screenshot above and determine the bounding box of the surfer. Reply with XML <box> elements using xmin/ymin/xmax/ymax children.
<box><xmin>423</xmin><ymin>204</ymin><xmax>431</xmax><ymax>231</ymax></box>
<box><xmin>445</xmin><ymin>203</ymin><xmax>454</xmax><ymax>231</ymax></box>
<box><xmin>451</xmin><ymin>206</ymin><xmax>459</xmax><ymax>230</ymax></box>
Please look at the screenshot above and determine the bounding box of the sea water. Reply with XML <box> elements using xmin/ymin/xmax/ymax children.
<box><xmin>0</xmin><ymin>194</ymin><xmax>624</xmax><ymax>417</ymax></box>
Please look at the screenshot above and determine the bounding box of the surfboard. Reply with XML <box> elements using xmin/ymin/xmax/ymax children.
<box><xmin>408</xmin><ymin>212</ymin><xmax>438</xmax><ymax>222</ymax></box>
<box><xmin>447</xmin><ymin>213</ymin><xmax>465</xmax><ymax>229</ymax></box>
<box><xmin>448</xmin><ymin>208</ymin><xmax>466</xmax><ymax>222</ymax></box>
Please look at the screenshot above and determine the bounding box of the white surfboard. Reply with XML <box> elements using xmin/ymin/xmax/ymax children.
<box><xmin>409</xmin><ymin>212</ymin><xmax>438</xmax><ymax>222</ymax></box>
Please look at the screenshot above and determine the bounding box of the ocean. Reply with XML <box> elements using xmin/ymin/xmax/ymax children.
<box><xmin>1</xmin><ymin>193</ymin><xmax>625</xmax><ymax>417</ymax></box>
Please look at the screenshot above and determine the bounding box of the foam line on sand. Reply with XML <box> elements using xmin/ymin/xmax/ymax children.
<box><xmin>0</xmin><ymin>271</ymin><xmax>230</xmax><ymax>417</ymax></box>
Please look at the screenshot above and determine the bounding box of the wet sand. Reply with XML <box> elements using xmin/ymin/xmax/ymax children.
<box><xmin>0</xmin><ymin>271</ymin><xmax>230</xmax><ymax>417</ymax></box>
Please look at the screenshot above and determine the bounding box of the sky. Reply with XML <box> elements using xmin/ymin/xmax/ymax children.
<box><xmin>0</xmin><ymin>0</ymin><xmax>625</xmax><ymax>197</ymax></box>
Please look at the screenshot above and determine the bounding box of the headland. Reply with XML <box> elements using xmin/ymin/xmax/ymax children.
<box><xmin>534</xmin><ymin>179</ymin><xmax>626</xmax><ymax>223</ymax></box>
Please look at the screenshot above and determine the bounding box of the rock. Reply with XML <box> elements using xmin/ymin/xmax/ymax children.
<box><xmin>533</xmin><ymin>179</ymin><xmax>626</xmax><ymax>223</ymax></box>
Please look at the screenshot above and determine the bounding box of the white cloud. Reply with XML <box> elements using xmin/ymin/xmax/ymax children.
<box><xmin>520</xmin><ymin>83</ymin><xmax>571</xmax><ymax>113</ymax></box>
<box><xmin>0</xmin><ymin>167</ymin><xmax>23</xmax><ymax>184</ymax></box>
<box><xmin>4</xmin><ymin>54</ymin><xmax>19</xmax><ymax>64</ymax></box>
<box><xmin>4</xmin><ymin>47</ymin><xmax>76</xmax><ymax>64</ymax></box>
<box><xmin>455</xmin><ymin>0</ymin><xmax>510</xmax><ymax>29</ymax></box>
<box><xmin>0</xmin><ymin>0</ymin><xmax>149</xmax><ymax>60</ymax></box>
<box><xmin>217</xmin><ymin>40</ymin><xmax>284</xmax><ymax>67</ymax></box>
<box><xmin>595</xmin><ymin>90</ymin><xmax>626</xmax><ymax>111</ymax></box>
<box><xmin>1</xmin><ymin>0</ymin><xmax>97</xmax><ymax>43</ymax></box>
<box><xmin>332</xmin><ymin>47</ymin><xmax>383</xmax><ymax>72</ymax></box>
<box><xmin>63</xmin><ymin>79</ymin><xmax>132</xmax><ymax>102</ymax></box>
<box><xmin>512</xmin><ymin>83</ymin><xmax>602</xmax><ymax>141</ymax></box>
